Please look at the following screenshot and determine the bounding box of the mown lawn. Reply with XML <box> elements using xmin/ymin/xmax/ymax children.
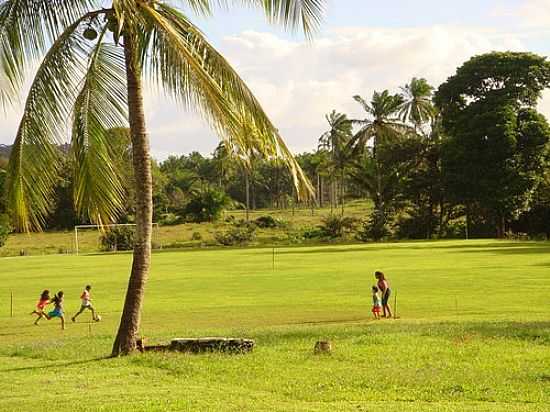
<box><xmin>0</xmin><ymin>240</ymin><xmax>549</xmax><ymax>411</ymax></box>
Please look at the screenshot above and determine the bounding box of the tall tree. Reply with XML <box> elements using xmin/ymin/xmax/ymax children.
<box><xmin>318</xmin><ymin>110</ymin><xmax>353</xmax><ymax>214</ymax></box>
<box><xmin>399</xmin><ymin>77</ymin><xmax>437</xmax><ymax>133</ymax></box>
<box><xmin>1</xmin><ymin>0</ymin><xmax>321</xmax><ymax>355</ymax></box>
<box><xmin>351</xmin><ymin>90</ymin><xmax>412</xmax><ymax>238</ymax></box>
<box><xmin>435</xmin><ymin>52</ymin><xmax>550</xmax><ymax>237</ymax></box>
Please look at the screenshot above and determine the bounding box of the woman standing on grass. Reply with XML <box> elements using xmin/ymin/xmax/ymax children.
<box><xmin>375</xmin><ymin>271</ymin><xmax>393</xmax><ymax>318</ymax></box>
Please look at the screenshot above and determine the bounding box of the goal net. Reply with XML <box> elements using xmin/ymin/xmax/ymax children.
<box><xmin>74</xmin><ymin>223</ymin><xmax>160</xmax><ymax>255</ymax></box>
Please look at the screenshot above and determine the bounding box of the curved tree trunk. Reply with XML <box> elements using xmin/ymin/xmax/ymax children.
<box><xmin>112</xmin><ymin>32</ymin><xmax>153</xmax><ymax>357</ymax></box>
<box><xmin>245</xmin><ymin>170</ymin><xmax>250</xmax><ymax>221</ymax></box>
<box><xmin>340</xmin><ymin>169</ymin><xmax>345</xmax><ymax>216</ymax></box>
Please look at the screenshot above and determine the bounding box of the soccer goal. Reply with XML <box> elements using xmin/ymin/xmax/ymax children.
<box><xmin>74</xmin><ymin>223</ymin><xmax>160</xmax><ymax>255</ymax></box>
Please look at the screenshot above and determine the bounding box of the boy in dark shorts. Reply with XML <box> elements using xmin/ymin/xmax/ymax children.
<box><xmin>71</xmin><ymin>285</ymin><xmax>99</xmax><ymax>322</ymax></box>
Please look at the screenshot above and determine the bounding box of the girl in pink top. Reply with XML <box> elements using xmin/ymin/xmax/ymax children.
<box><xmin>375</xmin><ymin>271</ymin><xmax>393</xmax><ymax>318</ymax></box>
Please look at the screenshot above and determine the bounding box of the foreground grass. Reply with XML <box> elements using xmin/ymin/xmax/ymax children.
<box><xmin>0</xmin><ymin>240</ymin><xmax>549</xmax><ymax>411</ymax></box>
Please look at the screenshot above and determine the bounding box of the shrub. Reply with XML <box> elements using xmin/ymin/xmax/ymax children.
<box><xmin>319</xmin><ymin>215</ymin><xmax>358</xmax><ymax>239</ymax></box>
<box><xmin>182</xmin><ymin>188</ymin><xmax>233</xmax><ymax>223</ymax></box>
<box><xmin>158</xmin><ymin>213</ymin><xmax>180</xmax><ymax>226</ymax></box>
<box><xmin>301</xmin><ymin>227</ymin><xmax>325</xmax><ymax>240</ymax></box>
<box><xmin>395</xmin><ymin>211</ymin><xmax>439</xmax><ymax>239</ymax></box>
<box><xmin>0</xmin><ymin>214</ymin><xmax>11</xmax><ymax>248</ymax></box>
<box><xmin>356</xmin><ymin>214</ymin><xmax>390</xmax><ymax>242</ymax></box>
<box><xmin>254</xmin><ymin>215</ymin><xmax>281</xmax><ymax>228</ymax></box>
<box><xmin>191</xmin><ymin>231</ymin><xmax>202</xmax><ymax>241</ymax></box>
<box><xmin>100</xmin><ymin>226</ymin><xmax>135</xmax><ymax>251</ymax></box>
<box><xmin>440</xmin><ymin>220</ymin><xmax>466</xmax><ymax>239</ymax></box>
<box><xmin>214</xmin><ymin>226</ymin><xmax>256</xmax><ymax>246</ymax></box>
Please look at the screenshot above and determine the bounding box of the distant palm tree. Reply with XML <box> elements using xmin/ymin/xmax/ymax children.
<box><xmin>399</xmin><ymin>77</ymin><xmax>437</xmax><ymax>132</ymax></box>
<box><xmin>318</xmin><ymin>110</ymin><xmax>353</xmax><ymax>214</ymax></box>
<box><xmin>352</xmin><ymin>91</ymin><xmax>412</xmax><ymax>238</ymax></box>
<box><xmin>1</xmin><ymin>0</ymin><xmax>321</xmax><ymax>355</ymax></box>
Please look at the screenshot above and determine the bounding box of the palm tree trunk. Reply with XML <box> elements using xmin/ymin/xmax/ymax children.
<box><xmin>340</xmin><ymin>169</ymin><xmax>345</xmax><ymax>216</ymax></box>
<box><xmin>245</xmin><ymin>170</ymin><xmax>250</xmax><ymax>221</ymax></box>
<box><xmin>112</xmin><ymin>32</ymin><xmax>153</xmax><ymax>357</ymax></box>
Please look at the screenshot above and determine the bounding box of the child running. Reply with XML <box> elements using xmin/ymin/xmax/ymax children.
<box><xmin>371</xmin><ymin>286</ymin><xmax>382</xmax><ymax>320</ymax></box>
<box><xmin>46</xmin><ymin>291</ymin><xmax>66</xmax><ymax>330</ymax></box>
<box><xmin>71</xmin><ymin>285</ymin><xmax>99</xmax><ymax>322</ymax></box>
<box><xmin>30</xmin><ymin>290</ymin><xmax>50</xmax><ymax>325</ymax></box>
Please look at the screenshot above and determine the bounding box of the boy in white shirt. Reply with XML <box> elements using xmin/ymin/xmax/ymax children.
<box><xmin>71</xmin><ymin>285</ymin><xmax>99</xmax><ymax>322</ymax></box>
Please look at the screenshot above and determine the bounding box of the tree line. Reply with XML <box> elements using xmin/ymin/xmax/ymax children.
<box><xmin>2</xmin><ymin>51</ymin><xmax>550</xmax><ymax>243</ymax></box>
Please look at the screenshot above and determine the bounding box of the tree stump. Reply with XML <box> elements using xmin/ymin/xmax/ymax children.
<box><xmin>314</xmin><ymin>340</ymin><xmax>332</xmax><ymax>354</ymax></box>
<box><xmin>170</xmin><ymin>337</ymin><xmax>255</xmax><ymax>354</ymax></box>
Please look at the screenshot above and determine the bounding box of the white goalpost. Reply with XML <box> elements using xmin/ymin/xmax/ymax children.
<box><xmin>74</xmin><ymin>223</ymin><xmax>160</xmax><ymax>255</ymax></box>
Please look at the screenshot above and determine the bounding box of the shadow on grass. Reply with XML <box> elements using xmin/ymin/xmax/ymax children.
<box><xmin>269</xmin><ymin>241</ymin><xmax>550</xmax><ymax>256</ymax></box>
<box><xmin>250</xmin><ymin>319</ymin><xmax>550</xmax><ymax>346</ymax></box>
<box><xmin>1</xmin><ymin>356</ymin><xmax>109</xmax><ymax>373</ymax></box>
<box><xmin>459</xmin><ymin>246</ymin><xmax>550</xmax><ymax>255</ymax></box>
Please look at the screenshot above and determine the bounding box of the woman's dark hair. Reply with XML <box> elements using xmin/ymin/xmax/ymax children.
<box><xmin>85</xmin><ymin>285</ymin><xmax>92</xmax><ymax>291</ymax></box>
<box><xmin>52</xmin><ymin>291</ymin><xmax>64</xmax><ymax>305</ymax></box>
<box><xmin>375</xmin><ymin>271</ymin><xmax>386</xmax><ymax>280</ymax></box>
<box><xmin>40</xmin><ymin>290</ymin><xmax>50</xmax><ymax>300</ymax></box>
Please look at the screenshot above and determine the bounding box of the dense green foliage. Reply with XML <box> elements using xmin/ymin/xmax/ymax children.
<box><xmin>1</xmin><ymin>52</ymin><xmax>550</xmax><ymax>241</ymax></box>
<box><xmin>180</xmin><ymin>187</ymin><xmax>234</xmax><ymax>223</ymax></box>
<box><xmin>1</xmin><ymin>240</ymin><xmax>549</xmax><ymax>411</ymax></box>
<box><xmin>100</xmin><ymin>226</ymin><xmax>135</xmax><ymax>251</ymax></box>
<box><xmin>436</xmin><ymin>52</ymin><xmax>550</xmax><ymax>237</ymax></box>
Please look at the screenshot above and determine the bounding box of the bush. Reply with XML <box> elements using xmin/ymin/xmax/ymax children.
<box><xmin>182</xmin><ymin>188</ymin><xmax>233</xmax><ymax>223</ymax></box>
<box><xmin>100</xmin><ymin>226</ymin><xmax>135</xmax><ymax>251</ymax></box>
<box><xmin>301</xmin><ymin>227</ymin><xmax>325</xmax><ymax>240</ymax></box>
<box><xmin>191</xmin><ymin>231</ymin><xmax>202</xmax><ymax>241</ymax></box>
<box><xmin>319</xmin><ymin>215</ymin><xmax>358</xmax><ymax>239</ymax></box>
<box><xmin>0</xmin><ymin>214</ymin><xmax>11</xmax><ymax>248</ymax></box>
<box><xmin>356</xmin><ymin>214</ymin><xmax>390</xmax><ymax>242</ymax></box>
<box><xmin>440</xmin><ymin>220</ymin><xmax>466</xmax><ymax>239</ymax></box>
<box><xmin>158</xmin><ymin>213</ymin><xmax>180</xmax><ymax>226</ymax></box>
<box><xmin>254</xmin><ymin>215</ymin><xmax>286</xmax><ymax>229</ymax></box>
<box><xmin>214</xmin><ymin>226</ymin><xmax>256</xmax><ymax>246</ymax></box>
<box><xmin>395</xmin><ymin>212</ymin><xmax>439</xmax><ymax>239</ymax></box>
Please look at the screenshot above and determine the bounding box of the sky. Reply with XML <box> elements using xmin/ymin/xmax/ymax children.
<box><xmin>2</xmin><ymin>0</ymin><xmax>550</xmax><ymax>159</ymax></box>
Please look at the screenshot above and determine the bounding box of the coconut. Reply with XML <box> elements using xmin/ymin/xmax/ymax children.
<box><xmin>107</xmin><ymin>18</ymin><xmax>118</xmax><ymax>33</ymax></box>
<box><xmin>83</xmin><ymin>28</ymin><xmax>98</xmax><ymax>41</ymax></box>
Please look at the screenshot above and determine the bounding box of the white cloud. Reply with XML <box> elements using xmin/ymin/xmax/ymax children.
<box><xmin>493</xmin><ymin>0</ymin><xmax>550</xmax><ymax>28</ymax></box>
<box><xmin>217</xmin><ymin>25</ymin><xmax>542</xmax><ymax>154</ymax></box>
<box><xmin>1</xmin><ymin>24</ymin><xmax>548</xmax><ymax>158</ymax></box>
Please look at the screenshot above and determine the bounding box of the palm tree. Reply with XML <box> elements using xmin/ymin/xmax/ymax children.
<box><xmin>318</xmin><ymin>110</ymin><xmax>353</xmax><ymax>214</ymax></box>
<box><xmin>399</xmin><ymin>77</ymin><xmax>437</xmax><ymax>132</ymax></box>
<box><xmin>1</xmin><ymin>0</ymin><xmax>321</xmax><ymax>356</ymax></box>
<box><xmin>351</xmin><ymin>91</ymin><xmax>412</xmax><ymax>238</ymax></box>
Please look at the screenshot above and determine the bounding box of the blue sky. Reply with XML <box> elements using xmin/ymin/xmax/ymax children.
<box><xmin>194</xmin><ymin>0</ymin><xmax>545</xmax><ymax>47</ymax></box>
<box><xmin>2</xmin><ymin>0</ymin><xmax>550</xmax><ymax>157</ymax></box>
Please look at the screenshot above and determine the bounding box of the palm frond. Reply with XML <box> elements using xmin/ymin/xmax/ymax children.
<box><xmin>0</xmin><ymin>0</ymin><xmax>98</xmax><ymax>106</ymax></box>
<box><xmin>353</xmin><ymin>95</ymin><xmax>372</xmax><ymax>115</ymax></box>
<box><xmin>71</xmin><ymin>32</ymin><xmax>128</xmax><ymax>226</ymax></box>
<box><xmin>6</xmin><ymin>14</ymin><xmax>96</xmax><ymax>231</ymax></box>
<box><xmin>243</xmin><ymin>0</ymin><xmax>325</xmax><ymax>35</ymax></box>
<box><xmin>139</xmin><ymin>2</ymin><xmax>313</xmax><ymax>198</ymax></box>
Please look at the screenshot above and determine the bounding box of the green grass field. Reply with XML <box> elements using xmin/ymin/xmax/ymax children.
<box><xmin>1</xmin><ymin>240</ymin><xmax>549</xmax><ymax>411</ymax></box>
